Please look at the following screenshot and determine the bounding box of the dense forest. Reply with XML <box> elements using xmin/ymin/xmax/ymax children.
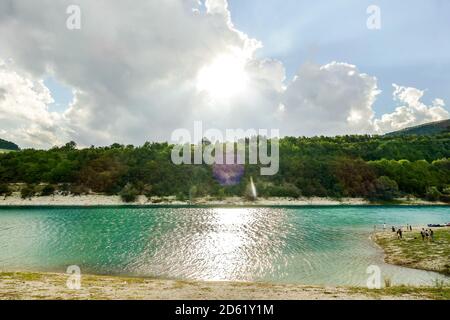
<box><xmin>0</xmin><ymin>134</ymin><xmax>449</xmax><ymax>202</ymax></box>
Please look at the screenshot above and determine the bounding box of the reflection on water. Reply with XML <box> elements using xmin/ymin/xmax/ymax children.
<box><xmin>0</xmin><ymin>206</ymin><xmax>448</xmax><ymax>286</ymax></box>
<box><xmin>130</xmin><ymin>208</ymin><xmax>292</xmax><ymax>281</ymax></box>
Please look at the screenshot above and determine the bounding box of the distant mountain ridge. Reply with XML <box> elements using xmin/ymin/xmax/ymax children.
<box><xmin>0</xmin><ymin>138</ymin><xmax>19</xmax><ymax>151</ymax></box>
<box><xmin>386</xmin><ymin>119</ymin><xmax>450</xmax><ymax>136</ymax></box>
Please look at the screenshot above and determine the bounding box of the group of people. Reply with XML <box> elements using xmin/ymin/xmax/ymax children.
<box><xmin>386</xmin><ymin>224</ymin><xmax>435</xmax><ymax>242</ymax></box>
<box><xmin>375</xmin><ymin>223</ymin><xmax>436</xmax><ymax>242</ymax></box>
<box><xmin>420</xmin><ymin>228</ymin><xmax>434</xmax><ymax>242</ymax></box>
<box><xmin>389</xmin><ymin>224</ymin><xmax>412</xmax><ymax>239</ymax></box>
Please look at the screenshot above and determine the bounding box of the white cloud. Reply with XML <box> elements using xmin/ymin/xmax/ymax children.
<box><xmin>281</xmin><ymin>62</ymin><xmax>380</xmax><ymax>136</ymax></box>
<box><xmin>374</xmin><ymin>84</ymin><xmax>449</xmax><ymax>133</ymax></box>
<box><xmin>0</xmin><ymin>60</ymin><xmax>68</xmax><ymax>148</ymax></box>
<box><xmin>0</xmin><ymin>0</ymin><xmax>448</xmax><ymax>148</ymax></box>
<box><xmin>0</xmin><ymin>0</ymin><xmax>286</xmax><ymax>147</ymax></box>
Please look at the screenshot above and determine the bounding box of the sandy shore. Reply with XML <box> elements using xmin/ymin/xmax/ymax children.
<box><xmin>0</xmin><ymin>194</ymin><xmax>448</xmax><ymax>207</ymax></box>
<box><xmin>373</xmin><ymin>227</ymin><xmax>450</xmax><ymax>275</ymax></box>
<box><xmin>0</xmin><ymin>271</ymin><xmax>448</xmax><ymax>300</ymax></box>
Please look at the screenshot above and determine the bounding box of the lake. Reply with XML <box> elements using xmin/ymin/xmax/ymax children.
<box><xmin>0</xmin><ymin>206</ymin><xmax>448</xmax><ymax>286</ymax></box>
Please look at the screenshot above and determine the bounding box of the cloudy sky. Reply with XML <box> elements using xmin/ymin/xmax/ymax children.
<box><xmin>0</xmin><ymin>0</ymin><xmax>448</xmax><ymax>148</ymax></box>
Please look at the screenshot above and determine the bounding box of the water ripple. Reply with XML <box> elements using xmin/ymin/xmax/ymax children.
<box><xmin>0</xmin><ymin>206</ymin><xmax>448</xmax><ymax>286</ymax></box>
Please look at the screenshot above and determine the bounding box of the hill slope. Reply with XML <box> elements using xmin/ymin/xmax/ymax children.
<box><xmin>0</xmin><ymin>138</ymin><xmax>19</xmax><ymax>151</ymax></box>
<box><xmin>387</xmin><ymin>119</ymin><xmax>450</xmax><ymax>136</ymax></box>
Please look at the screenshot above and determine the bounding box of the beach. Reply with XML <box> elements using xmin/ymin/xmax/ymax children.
<box><xmin>373</xmin><ymin>227</ymin><xmax>450</xmax><ymax>275</ymax></box>
<box><xmin>0</xmin><ymin>271</ymin><xmax>448</xmax><ymax>300</ymax></box>
<box><xmin>0</xmin><ymin>193</ymin><xmax>448</xmax><ymax>207</ymax></box>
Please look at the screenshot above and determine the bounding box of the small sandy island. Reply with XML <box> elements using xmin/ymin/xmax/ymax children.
<box><xmin>0</xmin><ymin>271</ymin><xmax>449</xmax><ymax>300</ymax></box>
<box><xmin>0</xmin><ymin>193</ymin><xmax>448</xmax><ymax>207</ymax></box>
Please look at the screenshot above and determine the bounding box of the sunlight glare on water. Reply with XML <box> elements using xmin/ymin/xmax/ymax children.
<box><xmin>129</xmin><ymin>208</ymin><xmax>291</xmax><ymax>282</ymax></box>
<box><xmin>0</xmin><ymin>206</ymin><xmax>448</xmax><ymax>286</ymax></box>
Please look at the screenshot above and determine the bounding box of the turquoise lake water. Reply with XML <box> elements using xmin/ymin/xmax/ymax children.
<box><xmin>0</xmin><ymin>206</ymin><xmax>448</xmax><ymax>286</ymax></box>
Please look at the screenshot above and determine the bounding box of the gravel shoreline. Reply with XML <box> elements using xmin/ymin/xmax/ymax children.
<box><xmin>0</xmin><ymin>194</ymin><xmax>448</xmax><ymax>207</ymax></box>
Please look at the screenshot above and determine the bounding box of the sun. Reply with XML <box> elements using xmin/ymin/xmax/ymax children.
<box><xmin>196</xmin><ymin>54</ymin><xmax>249</xmax><ymax>101</ymax></box>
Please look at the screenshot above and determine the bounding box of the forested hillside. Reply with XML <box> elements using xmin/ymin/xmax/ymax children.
<box><xmin>0</xmin><ymin>134</ymin><xmax>449</xmax><ymax>202</ymax></box>
<box><xmin>387</xmin><ymin>119</ymin><xmax>450</xmax><ymax>136</ymax></box>
<box><xmin>0</xmin><ymin>138</ymin><xmax>19</xmax><ymax>151</ymax></box>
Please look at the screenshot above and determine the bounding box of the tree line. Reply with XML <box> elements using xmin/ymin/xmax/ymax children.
<box><xmin>0</xmin><ymin>134</ymin><xmax>449</xmax><ymax>202</ymax></box>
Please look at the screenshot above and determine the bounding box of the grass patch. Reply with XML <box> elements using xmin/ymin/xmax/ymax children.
<box><xmin>374</xmin><ymin>227</ymin><xmax>450</xmax><ymax>275</ymax></box>
<box><xmin>350</xmin><ymin>286</ymin><xmax>450</xmax><ymax>300</ymax></box>
<box><xmin>171</xmin><ymin>280</ymin><xmax>193</xmax><ymax>290</ymax></box>
<box><xmin>0</xmin><ymin>272</ymin><xmax>44</xmax><ymax>281</ymax></box>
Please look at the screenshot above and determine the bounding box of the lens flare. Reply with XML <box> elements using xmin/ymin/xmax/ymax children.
<box><xmin>212</xmin><ymin>162</ymin><xmax>244</xmax><ymax>186</ymax></box>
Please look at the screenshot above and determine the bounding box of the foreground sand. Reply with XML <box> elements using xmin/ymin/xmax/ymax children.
<box><xmin>1</xmin><ymin>194</ymin><xmax>448</xmax><ymax>206</ymax></box>
<box><xmin>0</xmin><ymin>271</ymin><xmax>449</xmax><ymax>300</ymax></box>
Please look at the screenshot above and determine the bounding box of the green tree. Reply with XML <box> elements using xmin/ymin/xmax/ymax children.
<box><xmin>0</xmin><ymin>183</ymin><xmax>11</xmax><ymax>196</ymax></box>
<box><xmin>21</xmin><ymin>184</ymin><xmax>36</xmax><ymax>199</ymax></box>
<box><xmin>425</xmin><ymin>187</ymin><xmax>442</xmax><ymax>202</ymax></box>
<box><xmin>370</xmin><ymin>176</ymin><xmax>399</xmax><ymax>201</ymax></box>
<box><xmin>119</xmin><ymin>183</ymin><xmax>139</xmax><ymax>203</ymax></box>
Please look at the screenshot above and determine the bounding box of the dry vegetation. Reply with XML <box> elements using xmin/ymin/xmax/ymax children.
<box><xmin>0</xmin><ymin>271</ymin><xmax>448</xmax><ymax>300</ymax></box>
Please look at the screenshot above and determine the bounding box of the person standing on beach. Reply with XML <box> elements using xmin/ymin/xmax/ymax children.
<box><xmin>397</xmin><ymin>228</ymin><xmax>403</xmax><ymax>239</ymax></box>
<box><xmin>420</xmin><ymin>229</ymin><xmax>425</xmax><ymax>241</ymax></box>
<box><xmin>430</xmin><ymin>229</ymin><xmax>434</xmax><ymax>242</ymax></box>
<box><xmin>409</xmin><ymin>225</ymin><xmax>413</xmax><ymax>232</ymax></box>
<box><xmin>383</xmin><ymin>223</ymin><xmax>386</xmax><ymax>231</ymax></box>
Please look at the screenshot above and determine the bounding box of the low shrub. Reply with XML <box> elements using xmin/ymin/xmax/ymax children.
<box><xmin>119</xmin><ymin>183</ymin><xmax>139</xmax><ymax>203</ymax></box>
<box><xmin>41</xmin><ymin>184</ymin><xmax>56</xmax><ymax>196</ymax></box>
<box><xmin>69</xmin><ymin>185</ymin><xmax>90</xmax><ymax>196</ymax></box>
<box><xmin>425</xmin><ymin>187</ymin><xmax>442</xmax><ymax>202</ymax></box>
<box><xmin>0</xmin><ymin>183</ymin><xmax>12</xmax><ymax>196</ymax></box>
<box><xmin>21</xmin><ymin>184</ymin><xmax>36</xmax><ymax>199</ymax></box>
